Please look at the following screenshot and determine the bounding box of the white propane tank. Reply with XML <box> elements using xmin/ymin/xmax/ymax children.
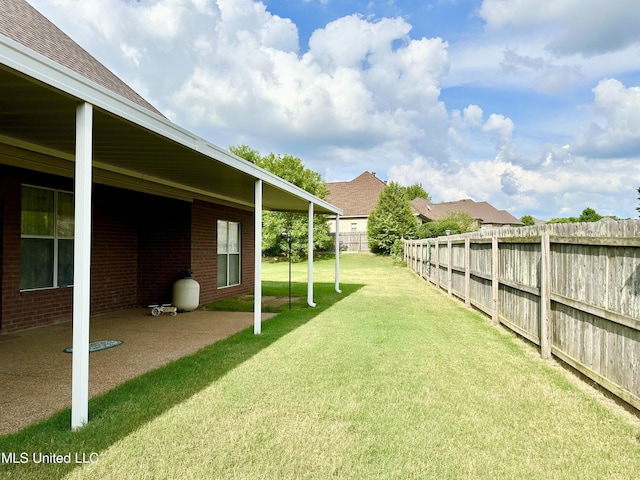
<box><xmin>173</xmin><ymin>269</ymin><xmax>200</xmax><ymax>312</ymax></box>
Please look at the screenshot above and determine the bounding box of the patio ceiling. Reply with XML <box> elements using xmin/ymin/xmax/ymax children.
<box><xmin>0</xmin><ymin>36</ymin><xmax>341</xmax><ymax>215</ymax></box>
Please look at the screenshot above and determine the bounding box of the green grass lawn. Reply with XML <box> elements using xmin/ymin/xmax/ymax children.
<box><xmin>2</xmin><ymin>254</ymin><xmax>639</xmax><ymax>479</ymax></box>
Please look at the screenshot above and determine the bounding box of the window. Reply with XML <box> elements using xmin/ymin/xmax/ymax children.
<box><xmin>21</xmin><ymin>185</ymin><xmax>74</xmax><ymax>290</ymax></box>
<box><xmin>217</xmin><ymin>220</ymin><xmax>241</xmax><ymax>288</ymax></box>
<box><xmin>351</xmin><ymin>222</ymin><xmax>358</xmax><ymax>232</ymax></box>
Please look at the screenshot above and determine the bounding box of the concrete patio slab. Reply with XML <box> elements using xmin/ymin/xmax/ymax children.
<box><xmin>0</xmin><ymin>308</ymin><xmax>275</xmax><ymax>435</ymax></box>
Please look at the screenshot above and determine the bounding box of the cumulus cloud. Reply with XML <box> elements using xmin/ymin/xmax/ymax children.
<box><xmin>170</xmin><ymin>12</ymin><xmax>451</xmax><ymax>157</ymax></box>
<box><xmin>571</xmin><ymin>79</ymin><xmax>640</xmax><ymax>159</ymax></box>
<box><xmin>35</xmin><ymin>1</ymin><xmax>451</xmax><ymax>159</ymax></box>
<box><xmin>462</xmin><ymin>105</ymin><xmax>483</xmax><ymax>127</ymax></box>
<box><xmin>28</xmin><ymin>0</ymin><xmax>640</xmax><ymax>220</ymax></box>
<box><xmin>389</xmin><ymin>154</ymin><xmax>639</xmax><ymax>219</ymax></box>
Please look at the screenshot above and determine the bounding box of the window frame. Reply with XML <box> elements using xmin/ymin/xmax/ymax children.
<box><xmin>20</xmin><ymin>184</ymin><xmax>75</xmax><ymax>291</ymax></box>
<box><xmin>217</xmin><ymin>220</ymin><xmax>241</xmax><ymax>289</ymax></box>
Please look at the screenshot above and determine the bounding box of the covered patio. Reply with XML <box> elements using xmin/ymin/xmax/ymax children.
<box><xmin>0</xmin><ymin>2</ymin><xmax>343</xmax><ymax>431</ymax></box>
<box><xmin>0</xmin><ymin>307</ymin><xmax>277</xmax><ymax>435</ymax></box>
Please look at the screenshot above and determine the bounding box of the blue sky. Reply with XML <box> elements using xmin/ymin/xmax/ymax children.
<box><xmin>28</xmin><ymin>0</ymin><xmax>640</xmax><ymax>220</ymax></box>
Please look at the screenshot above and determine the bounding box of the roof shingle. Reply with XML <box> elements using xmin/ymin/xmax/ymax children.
<box><xmin>326</xmin><ymin>171</ymin><xmax>386</xmax><ymax>217</ymax></box>
<box><xmin>0</xmin><ymin>0</ymin><xmax>163</xmax><ymax>116</ymax></box>
<box><xmin>411</xmin><ymin>198</ymin><xmax>523</xmax><ymax>226</ymax></box>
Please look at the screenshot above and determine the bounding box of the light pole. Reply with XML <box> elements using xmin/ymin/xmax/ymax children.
<box><xmin>281</xmin><ymin>228</ymin><xmax>293</xmax><ymax>310</ymax></box>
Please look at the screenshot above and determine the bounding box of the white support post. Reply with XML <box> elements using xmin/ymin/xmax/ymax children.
<box><xmin>307</xmin><ymin>202</ymin><xmax>316</xmax><ymax>307</ymax></box>
<box><xmin>254</xmin><ymin>179</ymin><xmax>262</xmax><ymax>334</ymax></box>
<box><xmin>335</xmin><ymin>215</ymin><xmax>341</xmax><ymax>293</ymax></box>
<box><xmin>71</xmin><ymin>102</ymin><xmax>93</xmax><ymax>430</ymax></box>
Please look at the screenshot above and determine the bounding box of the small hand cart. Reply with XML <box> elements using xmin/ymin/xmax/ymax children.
<box><xmin>148</xmin><ymin>304</ymin><xmax>177</xmax><ymax>317</ymax></box>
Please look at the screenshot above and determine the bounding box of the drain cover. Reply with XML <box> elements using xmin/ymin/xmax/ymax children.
<box><xmin>63</xmin><ymin>340</ymin><xmax>123</xmax><ymax>353</ymax></box>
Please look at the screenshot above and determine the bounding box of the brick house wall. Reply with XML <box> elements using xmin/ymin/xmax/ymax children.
<box><xmin>91</xmin><ymin>184</ymin><xmax>140</xmax><ymax>313</ymax></box>
<box><xmin>0</xmin><ymin>167</ymin><xmax>74</xmax><ymax>332</ymax></box>
<box><xmin>136</xmin><ymin>194</ymin><xmax>192</xmax><ymax>307</ymax></box>
<box><xmin>191</xmin><ymin>200</ymin><xmax>254</xmax><ymax>303</ymax></box>
<box><xmin>0</xmin><ymin>165</ymin><xmax>256</xmax><ymax>334</ymax></box>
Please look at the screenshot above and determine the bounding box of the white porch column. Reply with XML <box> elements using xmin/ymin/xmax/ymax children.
<box><xmin>71</xmin><ymin>102</ymin><xmax>93</xmax><ymax>430</ymax></box>
<box><xmin>335</xmin><ymin>215</ymin><xmax>341</xmax><ymax>293</ymax></box>
<box><xmin>254</xmin><ymin>179</ymin><xmax>263</xmax><ymax>334</ymax></box>
<box><xmin>307</xmin><ymin>202</ymin><xmax>316</xmax><ymax>307</ymax></box>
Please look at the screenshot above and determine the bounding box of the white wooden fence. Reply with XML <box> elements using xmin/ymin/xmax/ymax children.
<box><xmin>404</xmin><ymin>220</ymin><xmax>640</xmax><ymax>411</ymax></box>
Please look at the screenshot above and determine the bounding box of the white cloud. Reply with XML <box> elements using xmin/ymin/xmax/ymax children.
<box><xmin>169</xmin><ymin>12</ymin><xmax>451</xmax><ymax>158</ymax></box>
<box><xmin>463</xmin><ymin>105</ymin><xmax>483</xmax><ymax>127</ymax></box>
<box><xmin>481</xmin><ymin>113</ymin><xmax>513</xmax><ymax>146</ymax></box>
<box><xmin>479</xmin><ymin>0</ymin><xmax>640</xmax><ymax>56</ymax></box>
<box><xmin>120</xmin><ymin>43</ymin><xmax>144</xmax><ymax>67</ymax></box>
<box><xmin>500</xmin><ymin>49</ymin><xmax>584</xmax><ymax>93</ymax></box>
<box><xmin>26</xmin><ymin>0</ymin><xmax>640</xmax><ymax>220</ymax></box>
<box><xmin>388</xmin><ymin>154</ymin><xmax>640</xmax><ymax>219</ymax></box>
<box><xmin>571</xmin><ymin>79</ymin><xmax>640</xmax><ymax>159</ymax></box>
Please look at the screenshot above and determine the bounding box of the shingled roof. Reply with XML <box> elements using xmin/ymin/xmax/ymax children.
<box><xmin>326</xmin><ymin>171</ymin><xmax>386</xmax><ymax>217</ymax></box>
<box><xmin>0</xmin><ymin>0</ymin><xmax>163</xmax><ymax>116</ymax></box>
<box><xmin>411</xmin><ymin>198</ymin><xmax>523</xmax><ymax>226</ymax></box>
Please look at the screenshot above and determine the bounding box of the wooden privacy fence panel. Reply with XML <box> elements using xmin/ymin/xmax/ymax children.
<box><xmin>404</xmin><ymin>220</ymin><xmax>640</xmax><ymax>411</ymax></box>
<box><xmin>336</xmin><ymin>232</ymin><xmax>369</xmax><ymax>252</ymax></box>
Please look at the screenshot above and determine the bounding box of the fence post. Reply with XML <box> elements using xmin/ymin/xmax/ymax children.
<box><xmin>540</xmin><ymin>233</ymin><xmax>552</xmax><ymax>358</ymax></box>
<box><xmin>492</xmin><ymin>235</ymin><xmax>499</xmax><ymax>325</ymax></box>
<box><xmin>447</xmin><ymin>237</ymin><xmax>453</xmax><ymax>296</ymax></box>
<box><xmin>464</xmin><ymin>237</ymin><xmax>471</xmax><ymax>307</ymax></box>
<box><xmin>434</xmin><ymin>240</ymin><xmax>440</xmax><ymax>289</ymax></box>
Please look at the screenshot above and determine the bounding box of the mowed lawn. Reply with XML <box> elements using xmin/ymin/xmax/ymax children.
<box><xmin>4</xmin><ymin>254</ymin><xmax>640</xmax><ymax>479</ymax></box>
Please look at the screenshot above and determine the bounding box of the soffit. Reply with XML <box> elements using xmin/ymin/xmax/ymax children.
<box><xmin>0</xmin><ymin>45</ymin><xmax>340</xmax><ymax>214</ymax></box>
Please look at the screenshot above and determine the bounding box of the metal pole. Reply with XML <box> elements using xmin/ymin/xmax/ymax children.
<box><xmin>288</xmin><ymin>234</ymin><xmax>292</xmax><ymax>310</ymax></box>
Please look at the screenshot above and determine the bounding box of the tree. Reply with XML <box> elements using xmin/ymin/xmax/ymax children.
<box><xmin>520</xmin><ymin>215</ymin><xmax>535</xmax><ymax>226</ymax></box>
<box><xmin>416</xmin><ymin>211</ymin><xmax>477</xmax><ymax>238</ymax></box>
<box><xmin>578</xmin><ymin>207</ymin><xmax>602</xmax><ymax>223</ymax></box>
<box><xmin>229</xmin><ymin>144</ymin><xmax>261</xmax><ymax>164</ymax></box>
<box><xmin>367</xmin><ymin>181</ymin><xmax>418</xmax><ymax>255</ymax></box>
<box><xmin>637</xmin><ymin>187</ymin><xmax>640</xmax><ymax>217</ymax></box>
<box><xmin>229</xmin><ymin>145</ymin><xmax>331</xmax><ymax>260</ymax></box>
<box><xmin>548</xmin><ymin>207</ymin><xmax>603</xmax><ymax>224</ymax></box>
<box><xmin>403</xmin><ymin>183</ymin><xmax>431</xmax><ymax>201</ymax></box>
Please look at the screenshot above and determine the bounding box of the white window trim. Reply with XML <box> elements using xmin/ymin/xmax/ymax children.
<box><xmin>217</xmin><ymin>220</ymin><xmax>241</xmax><ymax>289</ymax></box>
<box><xmin>20</xmin><ymin>184</ymin><xmax>74</xmax><ymax>291</ymax></box>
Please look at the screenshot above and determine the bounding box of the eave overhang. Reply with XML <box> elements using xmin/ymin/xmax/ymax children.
<box><xmin>0</xmin><ymin>34</ymin><xmax>342</xmax><ymax>215</ymax></box>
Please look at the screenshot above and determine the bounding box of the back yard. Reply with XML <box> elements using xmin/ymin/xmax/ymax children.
<box><xmin>1</xmin><ymin>254</ymin><xmax>639</xmax><ymax>479</ymax></box>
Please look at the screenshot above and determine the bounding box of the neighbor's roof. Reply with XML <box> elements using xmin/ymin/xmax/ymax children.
<box><xmin>326</xmin><ymin>171</ymin><xmax>386</xmax><ymax>217</ymax></box>
<box><xmin>0</xmin><ymin>0</ymin><xmax>341</xmax><ymax>215</ymax></box>
<box><xmin>411</xmin><ymin>198</ymin><xmax>523</xmax><ymax>226</ymax></box>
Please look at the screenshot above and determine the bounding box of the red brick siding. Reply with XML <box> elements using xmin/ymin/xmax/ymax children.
<box><xmin>191</xmin><ymin>201</ymin><xmax>255</xmax><ymax>303</ymax></box>
<box><xmin>0</xmin><ymin>165</ymin><xmax>256</xmax><ymax>333</ymax></box>
<box><xmin>191</xmin><ymin>200</ymin><xmax>216</xmax><ymax>300</ymax></box>
<box><xmin>136</xmin><ymin>194</ymin><xmax>191</xmax><ymax>306</ymax></box>
<box><xmin>90</xmin><ymin>185</ymin><xmax>139</xmax><ymax>314</ymax></box>
<box><xmin>0</xmin><ymin>167</ymin><xmax>74</xmax><ymax>332</ymax></box>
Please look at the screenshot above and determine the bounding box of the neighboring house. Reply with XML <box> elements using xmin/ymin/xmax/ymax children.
<box><xmin>0</xmin><ymin>0</ymin><xmax>341</xmax><ymax>428</ymax></box>
<box><xmin>325</xmin><ymin>170</ymin><xmax>523</xmax><ymax>250</ymax></box>
<box><xmin>411</xmin><ymin>198</ymin><xmax>523</xmax><ymax>229</ymax></box>
<box><xmin>325</xmin><ymin>171</ymin><xmax>386</xmax><ymax>251</ymax></box>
